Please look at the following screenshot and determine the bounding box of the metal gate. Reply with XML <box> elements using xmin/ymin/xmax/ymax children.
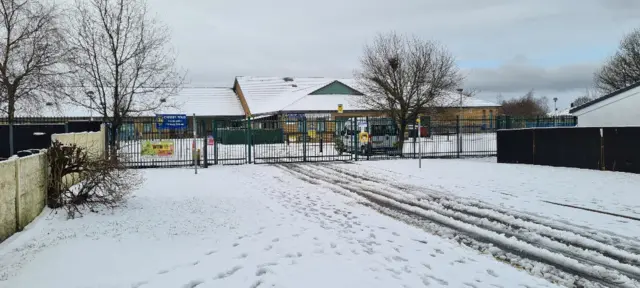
<box><xmin>251</xmin><ymin>118</ymin><xmax>352</xmax><ymax>164</ymax></box>
<box><xmin>205</xmin><ymin>119</ymin><xmax>248</xmax><ymax>165</ymax></box>
<box><xmin>114</xmin><ymin>120</ymin><xmax>198</xmax><ymax>168</ymax></box>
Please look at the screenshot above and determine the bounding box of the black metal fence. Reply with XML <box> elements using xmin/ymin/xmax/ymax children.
<box><xmin>0</xmin><ymin>117</ymin><xmax>102</xmax><ymax>160</ymax></box>
<box><xmin>2</xmin><ymin>115</ymin><xmax>578</xmax><ymax>167</ymax></box>
<box><xmin>497</xmin><ymin>126</ymin><xmax>640</xmax><ymax>174</ymax></box>
<box><xmin>111</xmin><ymin>115</ymin><xmax>575</xmax><ymax>167</ymax></box>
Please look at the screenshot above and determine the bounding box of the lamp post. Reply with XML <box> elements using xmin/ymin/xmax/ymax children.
<box><xmin>456</xmin><ymin>88</ymin><xmax>464</xmax><ymax>118</ymax></box>
<box><xmin>553</xmin><ymin>97</ymin><xmax>558</xmax><ymax>111</ymax></box>
<box><xmin>456</xmin><ymin>88</ymin><xmax>463</xmax><ymax>156</ymax></box>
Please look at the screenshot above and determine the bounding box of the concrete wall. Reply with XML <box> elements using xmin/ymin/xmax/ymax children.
<box><xmin>0</xmin><ymin>153</ymin><xmax>47</xmax><ymax>242</ymax></box>
<box><xmin>575</xmin><ymin>86</ymin><xmax>640</xmax><ymax>127</ymax></box>
<box><xmin>52</xmin><ymin>125</ymin><xmax>106</xmax><ymax>188</ymax></box>
<box><xmin>0</xmin><ymin>125</ymin><xmax>106</xmax><ymax>242</ymax></box>
<box><xmin>52</xmin><ymin>124</ymin><xmax>106</xmax><ymax>159</ymax></box>
<box><xmin>0</xmin><ymin>159</ymin><xmax>18</xmax><ymax>242</ymax></box>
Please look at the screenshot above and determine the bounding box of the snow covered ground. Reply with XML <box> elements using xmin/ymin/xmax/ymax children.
<box><xmin>278</xmin><ymin>161</ymin><xmax>640</xmax><ymax>287</ymax></box>
<box><xmin>1</xmin><ymin>165</ymin><xmax>558</xmax><ymax>288</ymax></box>
<box><xmin>339</xmin><ymin>158</ymin><xmax>640</xmax><ymax>239</ymax></box>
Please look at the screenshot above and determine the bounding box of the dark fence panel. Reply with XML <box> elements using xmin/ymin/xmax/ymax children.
<box><xmin>497</xmin><ymin>129</ymin><xmax>534</xmax><ymax>164</ymax></box>
<box><xmin>533</xmin><ymin>128</ymin><xmax>601</xmax><ymax>170</ymax></box>
<box><xmin>0</xmin><ymin>118</ymin><xmax>102</xmax><ymax>159</ymax></box>
<box><xmin>67</xmin><ymin>120</ymin><xmax>102</xmax><ymax>133</ymax></box>
<box><xmin>603</xmin><ymin>127</ymin><xmax>640</xmax><ymax>173</ymax></box>
<box><xmin>498</xmin><ymin>126</ymin><xmax>640</xmax><ymax>174</ymax></box>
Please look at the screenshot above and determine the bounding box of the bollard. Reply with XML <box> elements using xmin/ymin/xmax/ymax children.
<box><xmin>319</xmin><ymin>137</ymin><xmax>323</xmax><ymax>153</ymax></box>
<box><xmin>196</xmin><ymin>148</ymin><xmax>201</xmax><ymax>166</ymax></box>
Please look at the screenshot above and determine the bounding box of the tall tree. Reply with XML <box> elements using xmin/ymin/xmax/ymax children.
<box><xmin>355</xmin><ymin>32</ymin><xmax>462</xmax><ymax>154</ymax></box>
<box><xmin>0</xmin><ymin>0</ymin><xmax>66</xmax><ymax>121</ymax></box>
<box><xmin>594</xmin><ymin>28</ymin><xmax>640</xmax><ymax>94</ymax></box>
<box><xmin>65</xmin><ymin>0</ymin><xmax>183</xmax><ymax>156</ymax></box>
<box><xmin>500</xmin><ymin>90</ymin><xmax>549</xmax><ymax>117</ymax></box>
<box><xmin>571</xmin><ymin>88</ymin><xmax>599</xmax><ymax>107</ymax></box>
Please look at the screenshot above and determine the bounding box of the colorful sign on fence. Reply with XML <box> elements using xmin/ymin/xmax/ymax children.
<box><xmin>141</xmin><ymin>140</ymin><xmax>174</xmax><ymax>156</ymax></box>
<box><xmin>155</xmin><ymin>114</ymin><xmax>187</xmax><ymax>130</ymax></box>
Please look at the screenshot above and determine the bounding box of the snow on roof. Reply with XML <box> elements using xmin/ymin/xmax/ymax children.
<box><xmin>33</xmin><ymin>87</ymin><xmax>244</xmax><ymax>118</ymax></box>
<box><xmin>436</xmin><ymin>91</ymin><xmax>500</xmax><ymax>108</ymax></box>
<box><xmin>548</xmin><ymin>108</ymin><xmax>572</xmax><ymax>116</ymax></box>
<box><xmin>236</xmin><ymin>76</ymin><xmax>499</xmax><ymax>114</ymax></box>
<box><xmin>160</xmin><ymin>87</ymin><xmax>244</xmax><ymax>116</ymax></box>
<box><xmin>235</xmin><ymin>76</ymin><xmax>354</xmax><ymax>115</ymax></box>
<box><xmin>281</xmin><ymin>94</ymin><xmax>367</xmax><ymax>112</ymax></box>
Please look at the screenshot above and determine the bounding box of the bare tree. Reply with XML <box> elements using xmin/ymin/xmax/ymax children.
<box><xmin>65</xmin><ymin>0</ymin><xmax>183</xmax><ymax>156</ymax></box>
<box><xmin>354</xmin><ymin>32</ymin><xmax>462</xmax><ymax>154</ymax></box>
<box><xmin>0</xmin><ymin>0</ymin><xmax>66</xmax><ymax>121</ymax></box>
<box><xmin>594</xmin><ymin>28</ymin><xmax>640</xmax><ymax>94</ymax></box>
<box><xmin>571</xmin><ymin>87</ymin><xmax>599</xmax><ymax>107</ymax></box>
<box><xmin>500</xmin><ymin>90</ymin><xmax>549</xmax><ymax>117</ymax></box>
<box><xmin>571</xmin><ymin>96</ymin><xmax>592</xmax><ymax>107</ymax></box>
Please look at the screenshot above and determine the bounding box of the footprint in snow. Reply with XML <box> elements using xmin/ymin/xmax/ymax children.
<box><xmin>272</xmin><ymin>238</ymin><xmax>279</xmax><ymax>242</ymax></box>
<box><xmin>213</xmin><ymin>266</ymin><xmax>243</xmax><ymax>279</ymax></box>
<box><xmin>204</xmin><ymin>250</ymin><xmax>216</xmax><ymax>255</ymax></box>
<box><xmin>130</xmin><ymin>281</ymin><xmax>148</xmax><ymax>288</ymax></box>
<box><xmin>256</xmin><ymin>267</ymin><xmax>270</xmax><ymax>276</ymax></box>
<box><xmin>232</xmin><ymin>243</ymin><xmax>240</xmax><ymax>247</ymax></box>
<box><xmin>236</xmin><ymin>253</ymin><xmax>248</xmax><ymax>259</ymax></box>
<box><xmin>249</xmin><ymin>280</ymin><xmax>263</xmax><ymax>288</ymax></box>
<box><xmin>423</xmin><ymin>274</ymin><xmax>449</xmax><ymax>286</ymax></box>
<box><xmin>157</xmin><ymin>269</ymin><xmax>170</xmax><ymax>275</ymax></box>
<box><xmin>487</xmin><ymin>269</ymin><xmax>499</xmax><ymax>277</ymax></box>
<box><xmin>182</xmin><ymin>279</ymin><xmax>205</xmax><ymax>288</ymax></box>
<box><xmin>264</xmin><ymin>245</ymin><xmax>273</xmax><ymax>251</ymax></box>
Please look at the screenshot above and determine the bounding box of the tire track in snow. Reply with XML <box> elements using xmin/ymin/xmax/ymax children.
<box><xmin>322</xmin><ymin>163</ymin><xmax>640</xmax><ymax>256</ymax></box>
<box><xmin>276</xmin><ymin>163</ymin><xmax>640</xmax><ymax>288</ymax></box>
<box><xmin>318</xmin><ymin>163</ymin><xmax>640</xmax><ymax>266</ymax></box>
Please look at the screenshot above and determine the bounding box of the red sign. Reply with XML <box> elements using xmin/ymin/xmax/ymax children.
<box><xmin>208</xmin><ymin>136</ymin><xmax>214</xmax><ymax>145</ymax></box>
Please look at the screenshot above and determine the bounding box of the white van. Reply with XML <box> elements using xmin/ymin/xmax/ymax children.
<box><xmin>335</xmin><ymin>118</ymin><xmax>399</xmax><ymax>155</ymax></box>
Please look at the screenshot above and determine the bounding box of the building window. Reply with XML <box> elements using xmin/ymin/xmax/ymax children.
<box><xmin>317</xmin><ymin>118</ymin><xmax>327</xmax><ymax>132</ymax></box>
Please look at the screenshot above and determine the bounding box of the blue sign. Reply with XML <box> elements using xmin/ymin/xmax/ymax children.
<box><xmin>155</xmin><ymin>114</ymin><xmax>187</xmax><ymax>130</ymax></box>
<box><xmin>286</xmin><ymin>113</ymin><xmax>306</xmax><ymax>120</ymax></box>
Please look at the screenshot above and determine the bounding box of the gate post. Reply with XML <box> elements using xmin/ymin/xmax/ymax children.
<box><xmin>456</xmin><ymin>115</ymin><xmax>461</xmax><ymax>158</ymax></box>
<box><xmin>247</xmin><ymin>116</ymin><xmax>252</xmax><ymax>164</ymax></box>
<box><xmin>366</xmin><ymin>116</ymin><xmax>370</xmax><ymax>160</ymax></box>
<box><xmin>213</xmin><ymin>120</ymin><xmax>218</xmax><ymax>165</ymax></box>
<box><xmin>303</xmin><ymin>117</ymin><xmax>307</xmax><ymax>162</ymax></box>
<box><xmin>202</xmin><ymin>120</ymin><xmax>208</xmax><ymax>168</ymax></box>
<box><xmin>353</xmin><ymin>117</ymin><xmax>358</xmax><ymax>161</ymax></box>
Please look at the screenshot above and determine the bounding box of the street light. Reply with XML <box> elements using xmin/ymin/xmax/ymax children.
<box><xmin>553</xmin><ymin>97</ymin><xmax>558</xmax><ymax>111</ymax></box>
<box><xmin>456</xmin><ymin>88</ymin><xmax>464</xmax><ymax>156</ymax></box>
<box><xmin>456</xmin><ymin>88</ymin><xmax>464</xmax><ymax>118</ymax></box>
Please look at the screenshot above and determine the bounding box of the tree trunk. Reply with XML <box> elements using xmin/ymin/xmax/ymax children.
<box><xmin>108</xmin><ymin>122</ymin><xmax>119</xmax><ymax>162</ymax></box>
<box><xmin>6</xmin><ymin>87</ymin><xmax>15</xmax><ymax>123</ymax></box>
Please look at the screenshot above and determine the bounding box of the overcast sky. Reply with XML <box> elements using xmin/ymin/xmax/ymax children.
<box><xmin>150</xmin><ymin>0</ymin><xmax>640</xmax><ymax>110</ymax></box>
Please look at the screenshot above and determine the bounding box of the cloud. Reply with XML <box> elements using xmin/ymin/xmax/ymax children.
<box><xmin>120</xmin><ymin>0</ymin><xmax>640</xmax><ymax>107</ymax></box>
<box><xmin>463</xmin><ymin>56</ymin><xmax>600</xmax><ymax>93</ymax></box>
